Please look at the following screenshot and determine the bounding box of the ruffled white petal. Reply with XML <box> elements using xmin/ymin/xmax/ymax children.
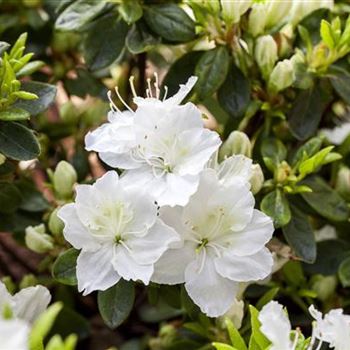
<box><xmin>76</xmin><ymin>245</ymin><xmax>121</xmax><ymax>295</ymax></box>
<box><xmin>13</xmin><ymin>285</ymin><xmax>51</xmax><ymax>323</ymax></box>
<box><xmin>184</xmin><ymin>255</ymin><xmax>239</xmax><ymax>317</ymax></box>
<box><xmin>214</xmin><ymin>247</ymin><xmax>273</xmax><ymax>282</ymax></box>
<box><xmin>259</xmin><ymin>301</ymin><xmax>293</xmax><ymax>350</ymax></box>
<box><xmin>0</xmin><ymin>318</ymin><xmax>29</xmax><ymax>350</ymax></box>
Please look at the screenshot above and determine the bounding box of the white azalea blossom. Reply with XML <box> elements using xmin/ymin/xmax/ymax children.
<box><xmin>58</xmin><ymin>171</ymin><xmax>180</xmax><ymax>295</ymax></box>
<box><xmin>309</xmin><ymin>305</ymin><xmax>350</xmax><ymax>350</ymax></box>
<box><xmin>152</xmin><ymin>169</ymin><xmax>274</xmax><ymax>317</ymax></box>
<box><xmin>0</xmin><ymin>318</ymin><xmax>29</xmax><ymax>350</ymax></box>
<box><xmin>0</xmin><ymin>281</ymin><xmax>51</xmax><ymax>323</ymax></box>
<box><xmin>291</xmin><ymin>0</ymin><xmax>334</xmax><ymax>25</ymax></box>
<box><xmin>321</xmin><ymin>122</ymin><xmax>350</xmax><ymax>145</ymax></box>
<box><xmin>259</xmin><ymin>301</ymin><xmax>295</xmax><ymax>350</ymax></box>
<box><xmin>85</xmin><ymin>76</ymin><xmax>221</xmax><ymax>207</ymax></box>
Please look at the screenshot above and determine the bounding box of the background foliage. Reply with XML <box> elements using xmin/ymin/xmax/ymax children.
<box><xmin>1</xmin><ymin>0</ymin><xmax>350</xmax><ymax>349</ymax></box>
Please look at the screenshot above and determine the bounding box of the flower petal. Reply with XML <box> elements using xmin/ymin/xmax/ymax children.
<box><xmin>0</xmin><ymin>318</ymin><xmax>29</xmax><ymax>350</ymax></box>
<box><xmin>164</xmin><ymin>76</ymin><xmax>198</xmax><ymax>106</ymax></box>
<box><xmin>127</xmin><ymin>219</ymin><xmax>180</xmax><ymax>264</ymax></box>
<box><xmin>185</xmin><ymin>254</ymin><xmax>239</xmax><ymax>317</ymax></box>
<box><xmin>218</xmin><ymin>209</ymin><xmax>274</xmax><ymax>256</ymax></box>
<box><xmin>214</xmin><ymin>247</ymin><xmax>273</xmax><ymax>282</ymax></box>
<box><xmin>259</xmin><ymin>301</ymin><xmax>293</xmax><ymax>350</ymax></box>
<box><xmin>113</xmin><ymin>245</ymin><xmax>154</xmax><ymax>285</ymax></box>
<box><xmin>0</xmin><ymin>281</ymin><xmax>14</xmax><ymax>315</ymax></box>
<box><xmin>58</xmin><ymin>203</ymin><xmax>98</xmax><ymax>250</ymax></box>
<box><xmin>76</xmin><ymin>245</ymin><xmax>121</xmax><ymax>295</ymax></box>
<box><xmin>13</xmin><ymin>285</ymin><xmax>51</xmax><ymax>323</ymax></box>
<box><xmin>152</xmin><ymin>241</ymin><xmax>197</xmax><ymax>285</ymax></box>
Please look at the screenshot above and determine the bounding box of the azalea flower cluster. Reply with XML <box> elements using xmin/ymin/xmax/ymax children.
<box><xmin>58</xmin><ymin>77</ymin><xmax>274</xmax><ymax>317</ymax></box>
<box><xmin>0</xmin><ymin>281</ymin><xmax>51</xmax><ymax>350</ymax></box>
<box><xmin>259</xmin><ymin>300</ymin><xmax>350</xmax><ymax>350</ymax></box>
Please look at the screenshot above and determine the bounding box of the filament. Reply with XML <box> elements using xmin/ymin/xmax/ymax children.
<box><xmin>107</xmin><ymin>91</ymin><xmax>121</xmax><ymax>113</ymax></box>
<box><xmin>114</xmin><ymin>86</ymin><xmax>133</xmax><ymax>112</ymax></box>
<box><xmin>129</xmin><ymin>76</ymin><xmax>137</xmax><ymax>98</ymax></box>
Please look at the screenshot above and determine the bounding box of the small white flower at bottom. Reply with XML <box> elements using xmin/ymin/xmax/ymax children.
<box><xmin>0</xmin><ymin>318</ymin><xmax>29</xmax><ymax>350</ymax></box>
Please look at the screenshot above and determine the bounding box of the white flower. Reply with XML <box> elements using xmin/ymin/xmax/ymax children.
<box><xmin>259</xmin><ymin>301</ymin><xmax>295</xmax><ymax>350</ymax></box>
<box><xmin>151</xmin><ymin>169</ymin><xmax>273</xmax><ymax>317</ymax></box>
<box><xmin>0</xmin><ymin>281</ymin><xmax>51</xmax><ymax>324</ymax></box>
<box><xmin>0</xmin><ymin>318</ymin><xmax>29</xmax><ymax>350</ymax></box>
<box><xmin>85</xmin><ymin>76</ymin><xmax>221</xmax><ymax>207</ymax></box>
<box><xmin>309</xmin><ymin>305</ymin><xmax>350</xmax><ymax>350</ymax></box>
<box><xmin>58</xmin><ymin>171</ymin><xmax>180</xmax><ymax>295</ymax></box>
<box><xmin>291</xmin><ymin>0</ymin><xmax>334</xmax><ymax>25</ymax></box>
<box><xmin>321</xmin><ymin>122</ymin><xmax>350</xmax><ymax>145</ymax></box>
<box><xmin>220</xmin><ymin>0</ymin><xmax>252</xmax><ymax>25</ymax></box>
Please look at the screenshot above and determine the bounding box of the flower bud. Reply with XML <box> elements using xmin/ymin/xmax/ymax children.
<box><xmin>311</xmin><ymin>274</ymin><xmax>337</xmax><ymax>302</ymax></box>
<box><xmin>19</xmin><ymin>274</ymin><xmax>37</xmax><ymax>289</ymax></box>
<box><xmin>0</xmin><ymin>153</ymin><xmax>6</xmax><ymax>166</ymax></box>
<box><xmin>250</xmin><ymin>164</ymin><xmax>264</xmax><ymax>194</ymax></box>
<box><xmin>268</xmin><ymin>59</ymin><xmax>295</xmax><ymax>94</ymax></box>
<box><xmin>48</xmin><ymin>208</ymin><xmax>65</xmax><ymax>237</ymax></box>
<box><xmin>25</xmin><ymin>224</ymin><xmax>54</xmax><ymax>254</ymax></box>
<box><xmin>219</xmin><ymin>131</ymin><xmax>252</xmax><ymax>160</ymax></box>
<box><xmin>217</xmin><ymin>299</ymin><xmax>244</xmax><ymax>330</ymax></box>
<box><xmin>248</xmin><ymin>1</ymin><xmax>292</xmax><ymax>36</ymax></box>
<box><xmin>220</xmin><ymin>0</ymin><xmax>252</xmax><ymax>25</ymax></box>
<box><xmin>336</xmin><ymin>166</ymin><xmax>350</xmax><ymax>201</ymax></box>
<box><xmin>276</xmin><ymin>161</ymin><xmax>292</xmax><ymax>183</ymax></box>
<box><xmin>53</xmin><ymin>161</ymin><xmax>77</xmax><ymax>200</ymax></box>
<box><xmin>255</xmin><ymin>35</ymin><xmax>278</xmax><ymax>79</ymax></box>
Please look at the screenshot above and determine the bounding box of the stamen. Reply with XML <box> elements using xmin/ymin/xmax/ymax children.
<box><xmin>291</xmin><ymin>330</ymin><xmax>299</xmax><ymax>350</ymax></box>
<box><xmin>207</xmin><ymin>242</ymin><xmax>223</xmax><ymax>257</ymax></box>
<box><xmin>146</xmin><ymin>88</ymin><xmax>151</xmax><ymax>98</ymax></box>
<box><xmin>147</xmin><ymin>78</ymin><xmax>153</xmax><ymax>98</ymax></box>
<box><xmin>308</xmin><ymin>322</ymin><xmax>318</xmax><ymax>350</ymax></box>
<box><xmin>314</xmin><ymin>340</ymin><xmax>323</xmax><ymax>350</ymax></box>
<box><xmin>129</xmin><ymin>76</ymin><xmax>137</xmax><ymax>98</ymax></box>
<box><xmin>197</xmin><ymin>248</ymin><xmax>207</xmax><ymax>274</ymax></box>
<box><xmin>114</xmin><ymin>86</ymin><xmax>134</xmax><ymax>112</ymax></box>
<box><xmin>162</xmin><ymin>86</ymin><xmax>168</xmax><ymax>101</ymax></box>
<box><xmin>119</xmin><ymin>240</ymin><xmax>133</xmax><ymax>254</ymax></box>
<box><xmin>107</xmin><ymin>91</ymin><xmax>121</xmax><ymax>112</ymax></box>
<box><xmin>154</xmin><ymin>72</ymin><xmax>160</xmax><ymax>99</ymax></box>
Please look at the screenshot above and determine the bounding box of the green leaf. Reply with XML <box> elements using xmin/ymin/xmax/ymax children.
<box><xmin>83</xmin><ymin>15</ymin><xmax>129</xmax><ymax>71</ymax></box>
<box><xmin>301</xmin><ymin>176</ymin><xmax>349</xmax><ymax>222</ymax></box>
<box><xmin>256</xmin><ymin>288</ymin><xmax>280</xmax><ymax>311</ymax></box>
<box><xmin>329</xmin><ymin>66</ymin><xmax>350</xmax><ymax>105</ymax></box>
<box><xmin>338</xmin><ymin>256</ymin><xmax>350</xmax><ymax>287</ymax></box>
<box><xmin>249</xmin><ymin>306</ymin><xmax>270</xmax><ymax>350</ymax></box>
<box><xmin>17</xmin><ymin>180</ymin><xmax>50</xmax><ymax>212</ymax></box>
<box><xmin>212</xmin><ymin>343</ymin><xmax>236</xmax><ymax>350</ymax></box>
<box><xmin>261</xmin><ymin>189</ymin><xmax>291</xmax><ymax>228</ymax></box>
<box><xmin>144</xmin><ymin>4</ymin><xmax>196</xmax><ymax>43</ymax></box>
<box><xmin>261</xmin><ymin>138</ymin><xmax>287</xmax><ymax>166</ymax></box>
<box><xmin>194</xmin><ymin>46</ymin><xmax>230</xmax><ymax>101</ymax></box>
<box><xmin>0</xmin><ymin>121</ymin><xmax>40</xmax><ymax>160</ymax></box>
<box><xmin>320</xmin><ymin>19</ymin><xmax>335</xmax><ymax>48</ymax></box>
<box><xmin>292</xmin><ymin>137</ymin><xmax>323</xmax><ymax>166</ymax></box>
<box><xmin>218</xmin><ymin>64</ymin><xmax>250</xmax><ymax>126</ymax></box>
<box><xmin>225</xmin><ymin>318</ymin><xmax>247</xmax><ymax>350</ymax></box>
<box><xmin>181</xmin><ymin>286</ymin><xmax>200</xmax><ymax>320</ymax></box>
<box><xmin>0</xmin><ymin>41</ymin><xmax>10</xmax><ymax>56</ymax></box>
<box><xmin>298</xmin><ymin>146</ymin><xmax>341</xmax><ymax>178</ymax></box>
<box><xmin>55</xmin><ymin>0</ymin><xmax>109</xmax><ymax>31</ymax></box>
<box><xmin>304</xmin><ymin>239</ymin><xmax>350</xmax><ymax>276</ymax></box>
<box><xmin>0</xmin><ymin>107</ymin><xmax>30</xmax><ymax>121</ymax></box>
<box><xmin>0</xmin><ymin>182</ymin><xmax>22</xmax><ymax>214</ymax></box>
<box><xmin>288</xmin><ymin>81</ymin><xmax>332</xmax><ymax>140</ymax></box>
<box><xmin>126</xmin><ymin>21</ymin><xmax>161</xmax><ymax>54</ymax></box>
<box><xmin>119</xmin><ymin>0</ymin><xmax>143</xmax><ymax>24</ymax></box>
<box><xmin>16</xmin><ymin>60</ymin><xmax>45</xmax><ymax>78</ymax></box>
<box><xmin>14</xmin><ymin>81</ymin><xmax>57</xmax><ymax>115</ymax></box>
<box><xmin>161</xmin><ymin>51</ymin><xmax>203</xmax><ymax>97</ymax></box>
<box><xmin>282</xmin><ymin>205</ymin><xmax>316</xmax><ymax>263</ymax></box>
<box><xmin>97</xmin><ymin>279</ymin><xmax>135</xmax><ymax>328</ymax></box>
<box><xmin>52</xmin><ymin>248</ymin><xmax>79</xmax><ymax>286</ymax></box>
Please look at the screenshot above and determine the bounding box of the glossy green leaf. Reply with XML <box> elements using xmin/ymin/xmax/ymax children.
<box><xmin>261</xmin><ymin>138</ymin><xmax>287</xmax><ymax>166</ymax></box>
<box><xmin>282</xmin><ymin>205</ymin><xmax>316</xmax><ymax>263</ymax></box>
<box><xmin>225</xmin><ymin>318</ymin><xmax>247</xmax><ymax>350</ymax></box>
<box><xmin>14</xmin><ymin>81</ymin><xmax>57</xmax><ymax>115</ymax></box>
<box><xmin>213</xmin><ymin>343</ymin><xmax>236</xmax><ymax>350</ymax></box>
<box><xmin>194</xmin><ymin>46</ymin><xmax>230</xmax><ymax>100</ymax></box>
<box><xmin>288</xmin><ymin>81</ymin><xmax>332</xmax><ymax>140</ymax></box>
<box><xmin>0</xmin><ymin>121</ymin><xmax>40</xmax><ymax>160</ymax></box>
<box><xmin>292</xmin><ymin>137</ymin><xmax>323</xmax><ymax>166</ymax></box>
<box><xmin>261</xmin><ymin>189</ymin><xmax>291</xmax><ymax>228</ymax></box>
<box><xmin>55</xmin><ymin>0</ymin><xmax>109</xmax><ymax>31</ymax></box>
<box><xmin>144</xmin><ymin>4</ymin><xmax>196</xmax><ymax>43</ymax></box>
<box><xmin>249</xmin><ymin>306</ymin><xmax>270</xmax><ymax>350</ymax></box>
<box><xmin>98</xmin><ymin>279</ymin><xmax>135</xmax><ymax>328</ymax></box>
<box><xmin>119</xmin><ymin>0</ymin><xmax>143</xmax><ymax>24</ymax></box>
<box><xmin>301</xmin><ymin>176</ymin><xmax>349</xmax><ymax>222</ymax></box>
<box><xmin>218</xmin><ymin>64</ymin><xmax>250</xmax><ymax>125</ymax></box>
<box><xmin>126</xmin><ymin>21</ymin><xmax>161</xmax><ymax>54</ymax></box>
<box><xmin>52</xmin><ymin>249</ymin><xmax>79</xmax><ymax>286</ymax></box>
<box><xmin>329</xmin><ymin>66</ymin><xmax>350</xmax><ymax>105</ymax></box>
<box><xmin>0</xmin><ymin>182</ymin><xmax>22</xmax><ymax>214</ymax></box>
<box><xmin>83</xmin><ymin>15</ymin><xmax>129</xmax><ymax>71</ymax></box>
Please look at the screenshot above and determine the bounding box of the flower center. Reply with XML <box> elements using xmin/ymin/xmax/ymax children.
<box><xmin>196</xmin><ymin>238</ymin><xmax>209</xmax><ymax>253</ymax></box>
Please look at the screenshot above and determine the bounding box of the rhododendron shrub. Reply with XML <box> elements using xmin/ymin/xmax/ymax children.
<box><xmin>1</xmin><ymin>0</ymin><xmax>350</xmax><ymax>349</ymax></box>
